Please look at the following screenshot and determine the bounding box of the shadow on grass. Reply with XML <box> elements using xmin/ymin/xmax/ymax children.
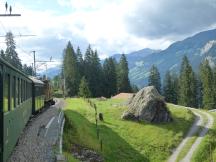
<box><xmin>63</xmin><ymin>110</ymin><xmax>149</xmax><ymax>162</ymax></box>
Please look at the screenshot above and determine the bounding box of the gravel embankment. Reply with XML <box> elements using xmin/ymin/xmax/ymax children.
<box><xmin>9</xmin><ymin>99</ymin><xmax>65</xmax><ymax>162</ymax></box>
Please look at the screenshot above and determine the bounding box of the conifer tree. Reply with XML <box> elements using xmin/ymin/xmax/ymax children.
<box><xmin>200</xmin><ymin>60</ymin><xmax>215</xmax><ymax>109</ymax></box>
<box><xmin>22</xmin><ymin>64</ymin><xmax>34</xmax><ymax>76</ymax></box>
<box><xmin>196</xmin><ymin>75</ymin><xmax>203</xmax><ymax>108</ymax></box>
<box><xmin>103</xmin><ymin>57</ymin><xmax>117</xmax><ymax>97</ymax></box>
<box><xmin>78</xmin><ymin>76</ymin><xmax>91</xmax><ymax>98</ymax></box>
<box><xmin>178</xmin><ymin>56</ymin><xmax>197</xmax><ymax>107</ymax></box>
<box><xmin>163</xmin><ymin>71</ymin><xmax>173</xmax><ymax>102</ymax></box>
<box><xmin>83</xmin><ymin>46</ymin><xmax>103</xmax><ymax>97</ymax></box>
<box><xmin>90</xmin><ymin>50</ymin><xmax>103</xmax><ymax>97</ymax></box>
<box><xmin>0</xmin><ymin>50</ymin><xmax>5</xmax><ymax>59</ymax></box>
<box><xmin>5</xmin><ymin>32</ymin><xmax>22</xmax><ymax>70</ymax></box>
<box><xmin>172</xmin><ymin>73</ymin><xmax>179</xmax><ymax>104</ymax></box>
<box><xmin>148</xmin><ymin>65</ymin><xmax>161</xmax><ymax>93</ymax></box>
<box><xmin>117</xmin><ymin>54</ymin><xmax>131</xmax><ymax>93</ymax></box>
<box><xmin>163</xmin><ymin>71</ymin><xmax>178</xmax><ymax>104</ymax></box>
<box><xmin>76</xmin><ymin>46</ymin><xmax>84</xmax><ymax>77</ymax></box>
<box><xmin>63</xmin><ymin>41</ymin><xmax>79</xmax><ymax>96</ymax></box>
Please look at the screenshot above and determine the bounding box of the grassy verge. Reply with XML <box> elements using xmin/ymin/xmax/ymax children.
<box><xmin>191</xmin><ymin>112</ymin><xmax>216</xmax><ymax>162</ymax></box>
<box><xmin>63</xmin><ymin>99</ymin><xmax>194</xmax><ymax>162</ymax></box>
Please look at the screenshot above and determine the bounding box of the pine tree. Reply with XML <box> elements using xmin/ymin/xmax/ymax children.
<box><xmin>5</xmin><ymin>32</ymin><xmax>22</xmax><ymax>70</ymax></box>
<box><xmin>0</xmin><ymin>50</ymin><xmax>5</xmax><ymax>59</ymax></box>
<box><xmin>200</xmin><ymin>60</ymin><xmax>215</xmax><ymax>109</ymax></box>
<box><xmin>163</xmin><ymin>71</ymin><xmax>173</xmax><ymax>102</ymax></box>
<box><xmin>78</xmin><ymin>76</ymin><xmax>91</xmax><ymax>98</ymax></box>
<box><xmin>178</xmin><ymin>56</ymin><xmax>197</xmax><ymax>107</ymax></box>
<box><xmin>172</xmin><ymin>73</ymin><xmax>179</xmax><ymax>104</ymax></box>
<box><xmin>90</xmin><ymin>50</ymin><xmax>103</xmax><ymax>97</ymax></box>
<box><xmin>117</xmin><ymin>54</ymin><xmax>131</xmax><ymax>93</ymax></box>
<box><xmin>76</xmin><ymin>46</ymin><xmax>84</xmax><ymax>77</ymax></box>
<box><xmin>163</xmin><ymin>71</ymin><xmax>178</xmax><ymax>104</ymax></box>
<box><xmin>83</xmin><ymin>46</ymin><xmax>103</xmax><ymax>97</ymax></box>
<box><xmin>63</xmin><ymin>41</ymin><xmax>79</xmax><ymax>96</ymax></box>
<box><xmin>22</xmin><ymin>64</ymin><xmax>34</xmax><ymax>75</ymax></box>
<box><xmin>103</xmin><ymin>57</ymin><xmax>117</xmax><ymax>97</ymax></box>
<box><xmin>196</xmin><ymin>74</ymin><xmax>203</xmax><ymax>108</ymax></box>
<box><xmin>148</xmin><ymin>65</ymin><xmax>161</xmax><ymax>93</ymax></box>
<box><xmin>83</xmin><ymin>45</ymin><xmax>92</xmax><ymax>86</ymax></box>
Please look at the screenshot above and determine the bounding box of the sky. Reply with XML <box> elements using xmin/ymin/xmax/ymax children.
<box><xmin>0</xmin><ymin>0</ymin><xmax>216</xmax><ymax>71</ymax></box>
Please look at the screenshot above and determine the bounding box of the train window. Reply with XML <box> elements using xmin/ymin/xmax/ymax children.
<box><xmin>26</xmin><ymin>82</ymin><xmax>28</xmax><ymax>99</ymax></box>
<box><xmin>23</xmin><ymin>80</ymin><xmax>25</xmax><ymax>101</ymax></box>
<box><xmin>4</xmin><ymin>74</ymin><xmax>10</xmax><ymax>112</ymax></box>
<box><xmin>20</xmin><ymin>79</ymin><xmax>23</xmax><ymax>103</ymax></box>
<box><xmin>11</xmin><ymin>76</ymin><xmax>15</xmax><ymax>110</ymax></box>
<box><xmin>28</xmin><ymin>83</ymin><xmax>30</xmax><ymax>99</ymax></box>
<box><xmin>20</xmin><ymin>79</ymin><xmax>22</xmax><ymax>103</ymax></box>
<box><xmin>24</xmin><ymin>81</ymin><xmax>25</xmax><ymax>100</ymax></box>
<box><xmin>17</xmin><ymin>78</ymin><xmax>20</xmax><ymax>105</ymax></box>
<box><xmin>23</xmin><ymin>80</ymin><xmax>25</xmax><ymax>102</ymax></box>
<box><xmin>26</xmin><ymin>82</ymin><xmax>28</xmax><ymax>100</ymax></box>
<box><xmin>25</xmin><ymin>81</ymin><xmax>27</xmax><ymax>100</ymax></box>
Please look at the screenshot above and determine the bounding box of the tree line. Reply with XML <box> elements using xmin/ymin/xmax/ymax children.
<box><xmin>62</xmin><ymin>41</ymin><xmax>134</xmax><ymax>98</ymax></box>
<box><xmin>148</xmin><ymin>55</ymin><xmax>216</xmax><ymax>110</ymax></box>
<box><xmin>0</xmin><ymin>32</ymin><xmax>34</xmax><ymax>75</ymax></box>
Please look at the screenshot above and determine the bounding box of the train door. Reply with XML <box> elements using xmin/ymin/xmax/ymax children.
<box><xmin>0</xmin><ymin>65</ymin><xmax>3</xmax><ymax>162</ymax></box>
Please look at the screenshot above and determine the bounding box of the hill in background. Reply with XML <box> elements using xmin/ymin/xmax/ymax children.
<box><xmin>44</xmin><ymin>29</ymin><xmax>216</xmax><ymax>88</ymax></box>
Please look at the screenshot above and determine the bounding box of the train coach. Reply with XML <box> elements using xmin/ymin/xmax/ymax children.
<box><xmin>0</xmin><ymin>57</ymin><xmax>54</xmax><ymax>162</ymax></box>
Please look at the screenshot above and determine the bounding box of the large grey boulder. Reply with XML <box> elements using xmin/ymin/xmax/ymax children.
<box><xmin>121</xmin><ymin>86</ymin><xmax>172</xmax><ymax>123</ymax></box>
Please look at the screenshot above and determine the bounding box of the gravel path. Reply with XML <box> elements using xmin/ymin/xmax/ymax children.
<box><xmin>168</xmin><ymin>108</ymin><xmax>214</xmax><ymax>162</ymax></box>
<box><xmin>168</xmin><ymin>111</ymin><xmax>203</xmax><ymax>162</ymax></box>
<box><xmin>9</xmin><ymin>98</ymin><xmax>65</xmax><ymax>162</ymax></box>
<box><xmin>181</xmin><ymin>111</ymin><xmax>214</xmax><ymax>162</ymax></box>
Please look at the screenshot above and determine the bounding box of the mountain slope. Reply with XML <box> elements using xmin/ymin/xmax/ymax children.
<box><xmin>129</xmin><ymin>29</ymin><xmax>216</xmax><ymax>87</ymax></box>
<box><xmin>112</xmin><ymin>48</ymin><xmax>159</xmax><ymax>68</ymax></box>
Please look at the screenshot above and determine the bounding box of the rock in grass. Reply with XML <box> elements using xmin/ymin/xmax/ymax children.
<box><xmin>121</xmin><ymin>86</ymin><xmax>172</xmax><ymax>123</ymax></box>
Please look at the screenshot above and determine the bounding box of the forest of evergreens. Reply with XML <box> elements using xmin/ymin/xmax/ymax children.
<box><xmin>62</xmin><ymin>41</ymin><xmax>216</xmax><ymax>110</ymax></box>
<box><xmin>62</xmin><ymin>41</ymin><xmax>134</xmax><ymax>98</ymax></box>
<box><xmin>149</xmin><ymin>55</ymin><xmax>216</xmax><ymax>110</ymax></box>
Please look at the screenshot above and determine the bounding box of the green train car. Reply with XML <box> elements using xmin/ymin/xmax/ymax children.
<box><xmin>0</xmin><ymin>58</ymin><xmax>51</xmax><ymax>162</ymax></box>
<box><xmin>30</xmin><ymin>77</ymin><xmax>45</xmax><ymax>114</ymax></box>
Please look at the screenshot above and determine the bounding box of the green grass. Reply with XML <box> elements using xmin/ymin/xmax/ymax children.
<box><xmin>191</xmin><ymin>112</ymin><xmax>216</xmax><ymax>162</ymax></box>
<box><xmin>63</xmin><ymin>99</ymin><xmax>195</xmax><ymax>162</ymax></box>
<box><xmin>64</xmin><ymin>152</ymin><xmax>80</xmax><ymax>162</ymax></box>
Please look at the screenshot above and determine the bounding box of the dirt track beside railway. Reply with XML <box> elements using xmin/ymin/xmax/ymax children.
<box><xmin>9</xmin><ymin>98</ymin><xmax>65</xmax><ymax>162</ymax></box>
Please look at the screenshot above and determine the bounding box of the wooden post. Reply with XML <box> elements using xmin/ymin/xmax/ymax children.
<box><xmin>96</xmin><ymin>118</ymin><xmax>98</xmax><ymax>128</ymax></box>
<box><xmin>97</xmin><ymin>128</ymin><xmax>99</xmax><ymax>139</ymax></box>
<box><xmin>100</xmin><ymin>139</ymin><xmax>103</xmax><ymax>151</ymax></box>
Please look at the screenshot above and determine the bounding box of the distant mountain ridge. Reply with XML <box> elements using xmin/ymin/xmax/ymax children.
<box><xmin>127</xmin><ymin>29</ymin><xmax>216</xmax><ymax>87</ymax></box>
<box><xmin>112</xmin><ymin>48</ymin><xmax>160</xmax><ymax>68</ymax></box>
<box><xmin>43</xmin><ymin>29</ymin><xmax>216</xmax><ymax>88</ymax></box>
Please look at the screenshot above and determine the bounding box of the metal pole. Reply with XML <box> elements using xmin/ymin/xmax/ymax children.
<box><xmin>33</xmin><ymin>51</ymin><xmax>36</xmax><ymax>76</ymax></box>
<box><xmin>45</xmin><ymin>64</ymin><xmax>47</xmax><ymax>80</ymax></box>
<box><xmin>32</xmin><ymin>63</ymin><xmax>34</xmax><ymax>76</ymax></box>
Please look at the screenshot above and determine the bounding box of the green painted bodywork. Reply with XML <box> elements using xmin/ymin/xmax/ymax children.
<box><xmin>35</xmin><ymin>95</ymin><xmax>45</xmax><ymax>111</ymax></box>
<box><xmin>0</xmin><ymin>58</ymin><xmax>34</xmax><ymax>162</ymax></box>
<box><xmin>3</xmin><ymin>99</ymin><xmax>32</xmax><ymax>162</ymax></box>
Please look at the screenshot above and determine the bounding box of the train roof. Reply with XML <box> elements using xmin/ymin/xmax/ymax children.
<box><xmin>29</xmin><ymin>76</ymin><xmax>44</xmax><ymax>85</ymax></box>
<box><xmin>0</xmin><ymin>57</ymin><xmax>32</xmax><ymax>81</ymax></box>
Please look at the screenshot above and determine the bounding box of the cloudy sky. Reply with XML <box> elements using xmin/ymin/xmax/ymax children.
<box><xmin>0</xmin><ymin>0</ymin><xmax>216</xmax><ymax>70</ymax></box>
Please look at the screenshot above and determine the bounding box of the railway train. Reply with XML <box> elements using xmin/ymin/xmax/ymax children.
<box><xmin>0</xmin><ymin>57</ymin><xmax>54</xmax><ymax>162</ymax></box>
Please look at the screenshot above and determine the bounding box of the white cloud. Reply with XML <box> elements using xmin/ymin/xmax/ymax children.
<box><xmin>0</xmin><ymin>0</ymin><xmax>215</xmax><ymax>73</ymax></box>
